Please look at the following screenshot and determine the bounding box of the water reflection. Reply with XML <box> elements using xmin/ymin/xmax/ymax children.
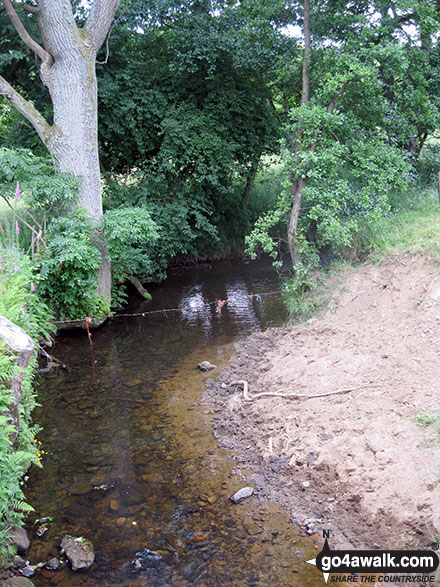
<box><xmin>179</xmin><ymin>286</ymin><xmax>213</xmax><ymax>333</ymax></box>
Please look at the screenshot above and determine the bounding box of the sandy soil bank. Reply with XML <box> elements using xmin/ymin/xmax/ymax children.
<box><xmin>204</xmin><ymin>254</ymin><xmax>440</xmax><ymax>551</ymax></box>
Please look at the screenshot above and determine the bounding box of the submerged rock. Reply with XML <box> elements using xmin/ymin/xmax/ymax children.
<box><xmin>4</xmin><ymin>577</ymin><xmax>35</xmax><ymax>586</ymax></box>
<box><xmin>198</xmin><ymin>361</ymin><xmax>217</xmax><ymax>371</ymax></box>
<box><xmin>18</xmin><ymin>566</ymin><xmax>35</xmax><ymax>578</ymax></box>
<box><xmin>60</xmin><ymin>535</ymin><xmax>94</xmax><ymax>571</ymax></box>
<box><xmin>229</xmin><ymin>487</ymin><xmax>254</xmax><ymax>504</ymax></box>
<box><xmin>45</xmin><ymin>557</ymin><xmax>60</xmax><ymax>571</ymax></box>
<box><xmin>7</xmin><ymin>526</ymin><xmax>30</xmax><ymax>555</ymax></box>
<box><xmin>134</xmin><ymin>548</ymin><xmax>167</xmax><ymax>569</ymax></box>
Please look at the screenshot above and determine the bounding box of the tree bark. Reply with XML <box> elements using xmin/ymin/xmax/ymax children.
<box><xmin>0</xmin><ymin>316</ymin><xmax>34</xmax><ymax>444</ymax></box>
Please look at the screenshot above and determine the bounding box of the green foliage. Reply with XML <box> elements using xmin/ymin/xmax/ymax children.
<box><xmin>415</xmin><ymin>410</ymin><xmax>440</xmax><ymax>437</ymax></box>
<box><xmin>104</xmin><ymin>206</ymin><xmax>159</xmax><ymax>284</ymax></box>
<box><xmin>96</xmin><ymin>2</ymin><xmax>281</xmax><ymax>264</ymax></box>
<box><xmin>0</xmin><ymin>247</ymin><xmax>53</xmax><ymax>565</ymax></box>
<box><xmin>0</xmin><ymin>148</ymin><xmax>78</xmax><ymax>212</ymax></box>
<box><xmin>0</xmin><ymin>150</ymin><xmax>109</xmax><ymax>321</ymax></box>
<box><xmin>0</xmin><ymin>148</ymin><xmax>80</xmax><ymax>260</ymax></box>
<box><xmin>104</xmin><ymin>179</ymin><xmax>222</xmax><ymax>275</ymax></box>
<box><xmin>38</xmin><ymin>211</ymin><xmax>107</xmax><ymax>321</ymax></box>
<box><xmin>0</xmin><ymin>248</ymin><xmax>53</xmax><ymax>343</ymax></box>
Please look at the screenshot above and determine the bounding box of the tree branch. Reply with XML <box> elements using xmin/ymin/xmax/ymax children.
<box><xmin>38</xmin><ymin>0</ymin><xmax>78</xmax><ymax>56</ymax></box>
<box><xmin>327</xmin><ymin>80</ymin><xmax>349</xmax><ymax>114</ymax></box>
<box><xmin>2</xmin><ymin>0</ymin><xmax>53</xmax><ymax>86</ymax></box>
<box><xmin>2</xmin><ymin>0</ymin><xmax>49</xmax><ymax>63</ymax></box>
<box><xmin>0</xmin><ymin>75</ymin><xmax>53</xmax><ymax>147</ymax></box>
<box><xmin>85</xmin><ymin>0</ymin><xmax>119</xmax><ymax>53</ymax></box>
<box><xmin>13</xmin><ymin>1</ymin><xmax>39</xmax><ymax>15</ymax></box>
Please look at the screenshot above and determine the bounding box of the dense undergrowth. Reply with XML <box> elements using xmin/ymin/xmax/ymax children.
<box><xmin>0</xmin><ymin>247</ymin><xmax>53</xmax><ymax>564</ymax></box>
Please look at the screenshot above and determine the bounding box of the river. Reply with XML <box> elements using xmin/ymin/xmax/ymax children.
<box><xmin>25</xmin><ymin>258</ymin><xmax>323</xmax><ymax>586</ymax></box>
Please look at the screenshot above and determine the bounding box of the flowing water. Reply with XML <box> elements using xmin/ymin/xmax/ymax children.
<box><xmin>25</xmin><ymin>258</ymin><xmax>323</xmax><ymax>586</ymax></box>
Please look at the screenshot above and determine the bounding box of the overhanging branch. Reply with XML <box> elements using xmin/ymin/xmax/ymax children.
<box><xmin>0</xmin><ymin>75</ymin><xmax>53</xmax><ymax>146</ymax></box>
<box><xmin>2</xmin><ymin>0</ymin><xmax>53</xmax><ymax>86</ymax></box>
<box><xmin>2</xmin><ymin>0</ymin><xmax>49</xmax><ymax>63</ymax></box>
<box><xmin>12</xmin><ymin>1</ymin><xmax>39</xmax><ymax>14</ymax></box>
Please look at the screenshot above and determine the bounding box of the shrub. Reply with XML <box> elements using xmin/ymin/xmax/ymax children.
<box><xmin>38</xmin><ymin>211</ymin><xmax>108</xmax><ymax>321</ymax></box>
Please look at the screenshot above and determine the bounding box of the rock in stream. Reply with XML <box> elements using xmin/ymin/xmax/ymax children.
<box><xmin>229</xmin><ymin>487</ymin><xmax>254</xmax><ymax>504</ymax></box>
<box><xmin>60</xmin><ymin>535</ymin><xmax>94</xmax><ymax>571</ymax></box>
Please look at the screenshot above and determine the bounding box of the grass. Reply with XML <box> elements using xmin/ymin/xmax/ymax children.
<box><xmin>365</xmin><ymin>187</ymin><xmax>440</xmax><ymax>262</ymax></box>
<box><xmin>415</xmin><ymin>411</ymin><xmax>440</xmax><ymax>436</ymax></box>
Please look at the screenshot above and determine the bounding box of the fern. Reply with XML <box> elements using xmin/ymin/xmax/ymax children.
<box><xmin>0</xmin><ymin>245</ymin><xmax>53</xmax><ymax>564</ymax></box>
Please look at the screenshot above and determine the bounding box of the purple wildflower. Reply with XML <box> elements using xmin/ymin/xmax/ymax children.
<box><xmin>15</xmin><ymin>222</ymin><xmax>19</xmax><ymax>236</ymax></box>
<box><xmin>30</xmin><ymin>282</ymin><xmax>35</xmax><ymax>292</ymax></box>
<box><xmin>15</xmin><ymin>182</ymin><xmax>20</xmax><ymax>199</ymax></box>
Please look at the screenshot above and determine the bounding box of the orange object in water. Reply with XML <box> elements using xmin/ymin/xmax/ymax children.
<box><xmin>217</xmin><ymin>299</ymin><xmax>227</xmax><ymax>316</ymax></box>
<box><xmin>85</xmin><ymin>316</ymin><xmax>93</xmax><ymax>347</ymax></box>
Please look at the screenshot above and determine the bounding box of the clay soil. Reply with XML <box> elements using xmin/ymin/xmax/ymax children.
<box><xmin>204</xmin><ymin>254</ymin><xmax>440</xmax><ymax>551</ymax></box>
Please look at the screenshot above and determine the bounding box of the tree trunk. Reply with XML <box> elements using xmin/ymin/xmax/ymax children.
<box><xmin>43</xmin><ymin>41</ymin><xmax>111</xmax><ymax>297</ymax></box>
<box><xmin>0</xmin><ymin>316</ymin><xmax>34</xmax><ymax>444</ymax></box>
<box><xmin>286</xmin><ymin>0</ymin><xmax>349</xmax><ymax>266</ymax></box>
<box><xmin>39</xmin><ymin>0</ymin><xmax>114</xmax><ymax>299</ymax></box>
<box><xmin>287</xmin><ymin>177</ymin><xmax>307</xmax><ymax>264</ymax></box>
<box><xmin>286</xmin><ymin>0</ymin><xmax>310</xmax><ymax>266</ymax></box>
<box><xmin>0</xmin><ymin>0</ymin><xmax>119</xmax><ymax>302</ymax></box>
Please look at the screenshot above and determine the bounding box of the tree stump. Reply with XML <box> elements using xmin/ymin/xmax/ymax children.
<box><xmin>0</xmin><ymin>316</ymin><xmax>34</xmax><ymax>444</ymax></box>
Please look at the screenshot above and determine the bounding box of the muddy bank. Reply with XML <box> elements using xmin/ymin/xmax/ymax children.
<box><xmin>204</xmin><ymin>254</ymin><xmax>440</xmax><ymax>552</ymax></box>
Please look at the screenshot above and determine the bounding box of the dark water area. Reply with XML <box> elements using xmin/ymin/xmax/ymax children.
<box><xmin>25</xmin><ymin>258</ymin><xmax>323</xmax><ymax>586</ymax></box>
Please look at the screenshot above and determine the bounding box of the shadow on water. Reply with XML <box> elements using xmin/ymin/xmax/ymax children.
<box><xmin>25</xmin><ymin>258</ymin><xmax>324</xmax><ymax>585</ymax></box>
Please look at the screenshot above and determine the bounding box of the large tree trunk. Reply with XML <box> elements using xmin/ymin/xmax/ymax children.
<box><xmin>0</xmin><ymin>0</ymin><xmax>118</xmax><ymax>302</ymax></box>
<box><xmin>42</xmin><ymin>31</ymin><xmax>111</xmax><ymax>297</ymax></box>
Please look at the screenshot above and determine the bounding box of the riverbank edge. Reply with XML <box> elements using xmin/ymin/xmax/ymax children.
<box><xmin>0</xmin><ymin>250</ymin><xmax>55</xmax><ymax>575</ymax></box>
<box><xmin>202</xmin><ymin>251</ymin><xmax>440</xmax><ymax>554</ymax></box>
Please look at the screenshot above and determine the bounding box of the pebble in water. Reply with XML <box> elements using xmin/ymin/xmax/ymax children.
<box><xmin>229</xmin><ymin>487</ymin><xmax>254</xmax><ymax>504</ymax></box>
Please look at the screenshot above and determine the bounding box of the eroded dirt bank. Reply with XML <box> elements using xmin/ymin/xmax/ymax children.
<box><xmin>204</xmin><ymin>254</ymin><xmax>440</xmax><ymax>551</ymax></box>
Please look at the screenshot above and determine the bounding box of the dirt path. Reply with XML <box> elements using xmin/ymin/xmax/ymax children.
<box><xmin>204</xmin><ymin>254</ymin><xmax>440</xmax><ymax>551</ymax></box>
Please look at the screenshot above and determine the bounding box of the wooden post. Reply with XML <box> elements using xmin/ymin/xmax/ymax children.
<box><xmin>0</xmin><ymin>316</ymin><xmax>34</xmax><ymax>444</ymax></box>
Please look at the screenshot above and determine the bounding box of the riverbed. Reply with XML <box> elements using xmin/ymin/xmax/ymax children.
<box><xmin>25</xmin><ymin>258</ymin><xmax>324</xmax><ymax>585</ymax></box>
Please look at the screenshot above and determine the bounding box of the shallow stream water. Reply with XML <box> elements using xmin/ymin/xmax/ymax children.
<box><xmin>25</xmin><ymin>258</ymin><xmax>324</xmax><ymax>586</ymax></box>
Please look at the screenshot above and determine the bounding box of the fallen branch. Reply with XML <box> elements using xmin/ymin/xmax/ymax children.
<box><xmin>127</xmin><ymin>275</ymin><xmax>152</xmax><ymax>300</ymax></box>
<box><xmin>228</xmin><ymin>380</ymin><xmax>377</xmax><ymax>401</ymax></box>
